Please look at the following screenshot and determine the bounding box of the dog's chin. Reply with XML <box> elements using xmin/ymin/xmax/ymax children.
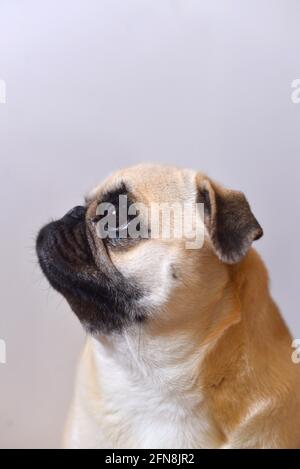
<box><xmin>36</xmin><ymin>207</ymin><xmax>146</xmax><ymax>335</ymax></box>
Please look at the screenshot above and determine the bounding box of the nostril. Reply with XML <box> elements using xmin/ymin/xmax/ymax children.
<box><xmin>66</xmin><ymin>206</ymin><xmax>86</xmax><ymax>220</ymax></box>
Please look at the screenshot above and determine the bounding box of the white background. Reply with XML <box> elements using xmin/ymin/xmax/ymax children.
<box><xmin>0</xmin><ymin>0</ymin><xmax>300</xmax><ymax>448</ymax></box>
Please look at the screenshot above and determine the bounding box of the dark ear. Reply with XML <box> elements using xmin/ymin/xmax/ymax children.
<box><xmin>197</xmin><ymin>179</ymin><xmax>263</xmax><ymax>264</ymax></box>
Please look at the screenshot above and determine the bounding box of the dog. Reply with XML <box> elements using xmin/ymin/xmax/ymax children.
<box><xmin>36</xmin><ymin>164</ymin><xmax>300</xmax><ymax>448</ymax></box>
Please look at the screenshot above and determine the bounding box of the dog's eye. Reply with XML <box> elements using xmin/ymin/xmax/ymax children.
<box><xmin>93</xmin><ymin>196</ymin><xmax>138</xmax><ymax>242</ymax></box>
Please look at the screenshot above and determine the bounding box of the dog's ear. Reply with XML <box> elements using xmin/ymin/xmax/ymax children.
<box><xmin>197</xmin><ymin>178</ymin><xmax>263</xmax><ymax>264</ymax></box>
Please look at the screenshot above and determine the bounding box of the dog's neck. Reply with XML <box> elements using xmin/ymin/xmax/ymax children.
<box><xmin>88</xmin><ymin>300</ymin><xmax>239</xmax><ymax>448</ymax></box>
<box><xmin>95</xmin><ymin>327</ymin><xmax>209</xmax><ymax>394</ymax></box>
<box><xmin>92</xmin><ymin>268</ymin><xmax>242</xmax><ymax>396</ymax></box>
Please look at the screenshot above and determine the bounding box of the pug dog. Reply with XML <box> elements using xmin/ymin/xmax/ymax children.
<box><xmin>36</xmin><ymin>164</ymin><xmax>300</xmax><ymax>449</ymax></box>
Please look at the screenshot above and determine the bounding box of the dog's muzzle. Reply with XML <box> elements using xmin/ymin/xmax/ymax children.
<box><xmin>36</xmin><ymin>205</ymin><xmax>146</xmax><ymax>334</ymax></box>
<box><xmin>36</xmin><ymin>205</ymin><xmax>92</xmax><ymax>267</ymax></box>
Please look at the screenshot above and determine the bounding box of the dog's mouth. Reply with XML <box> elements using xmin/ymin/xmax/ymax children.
<box><xmin>36</xmin><ymin>205</ymin><xmax>146</xmax><ymax>334</ymax></box>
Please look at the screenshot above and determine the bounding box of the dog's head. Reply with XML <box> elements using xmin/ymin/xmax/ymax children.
<box><xmin>36</xmin><ymin>164</ymin><xmax>263</xmax><ymax>335</ymax></box>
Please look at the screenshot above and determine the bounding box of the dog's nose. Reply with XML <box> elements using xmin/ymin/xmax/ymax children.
<box><xmin>65</xmin><ymin>205</ymin><xmax>86</xmax><ymax>220</ymax></box>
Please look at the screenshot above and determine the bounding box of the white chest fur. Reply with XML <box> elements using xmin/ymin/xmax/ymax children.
<box><xmin>64</xmin><ymin>335</ymin><xmax>224</xmax><ymax>449</ymax></box>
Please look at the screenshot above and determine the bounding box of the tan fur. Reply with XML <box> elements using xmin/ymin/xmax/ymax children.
<box><xmin>63</xmin><ymin>164</ymin><xmax>300</xmax><ymax>449</ymax></box>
